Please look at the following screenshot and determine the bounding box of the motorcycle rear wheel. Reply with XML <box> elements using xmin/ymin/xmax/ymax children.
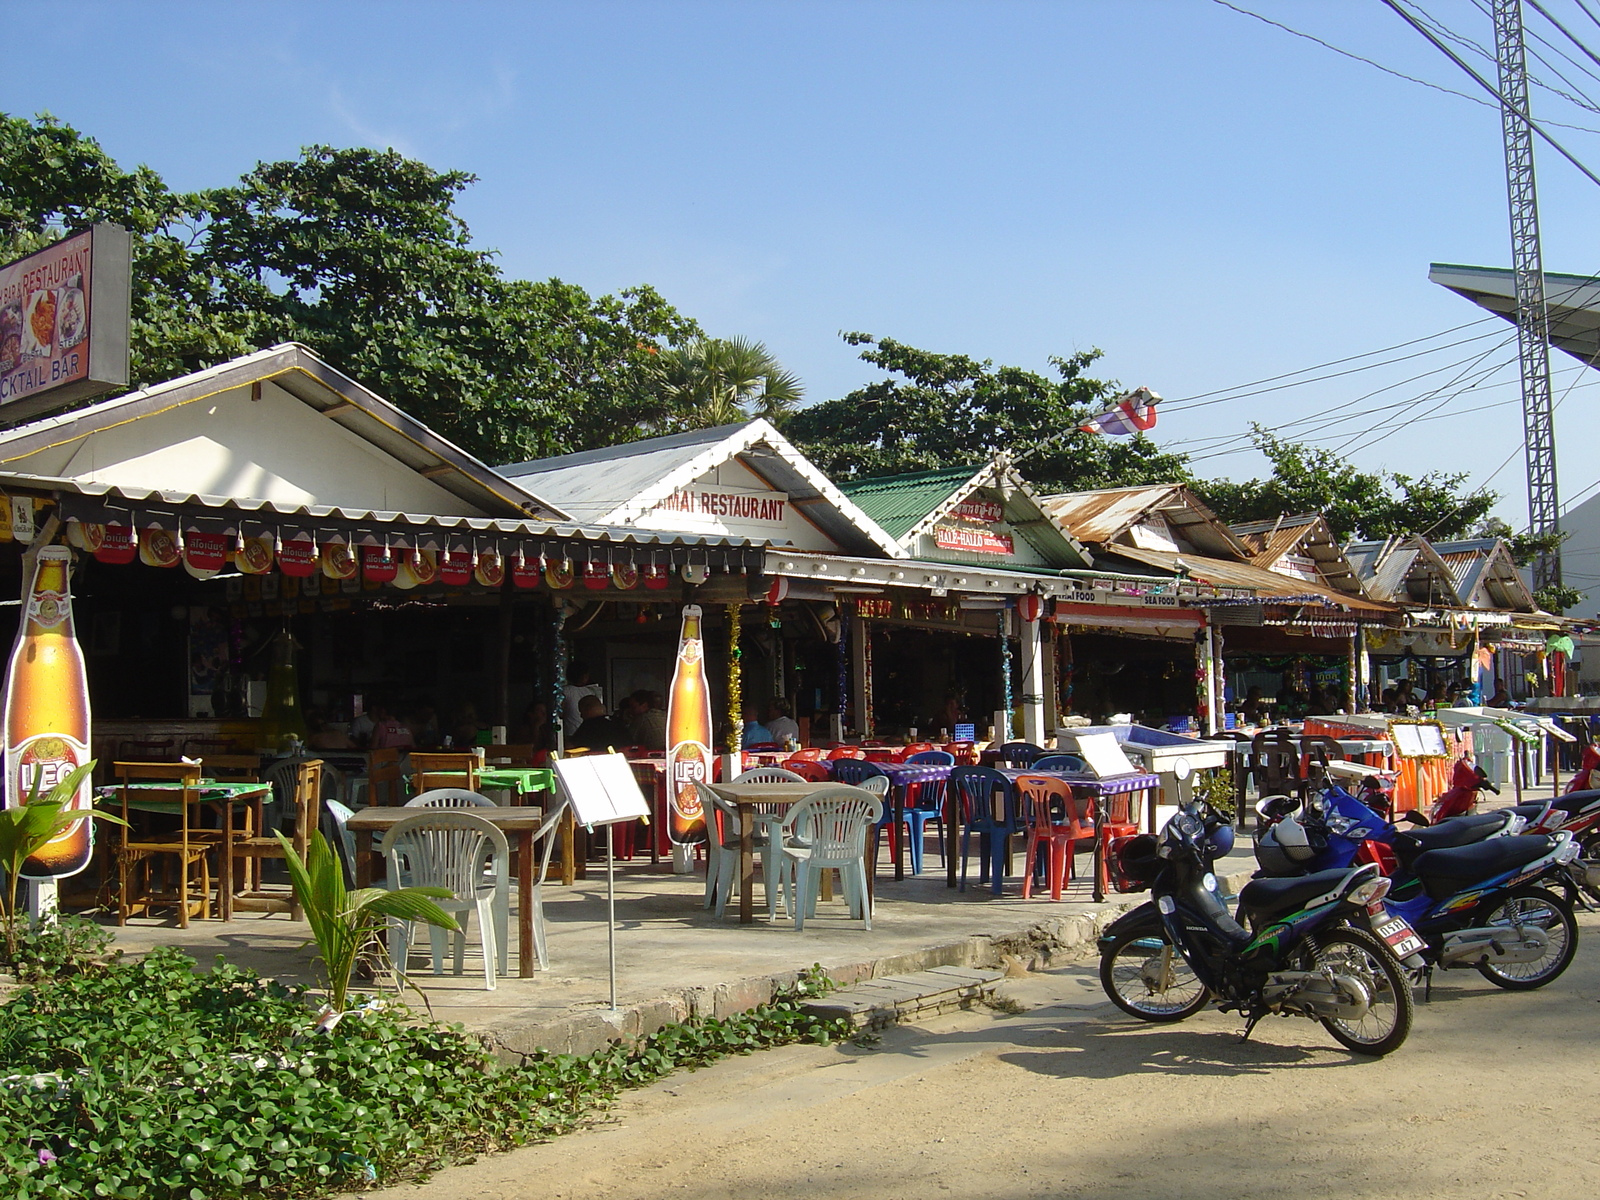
<box><xmin>1099</xmin><ymin>929</ymin><xmax>1210</xmax><ymax>1022</ymax></box>
<box><xmin>1304</xmin><ymin>927</ymin><xmax>1413</xmax><ymax>1057</ymax></box>
<box><xmin>1476</xmin><ymin>886</ymin><xmax>1577</xmax><ymax>990</ymax></box>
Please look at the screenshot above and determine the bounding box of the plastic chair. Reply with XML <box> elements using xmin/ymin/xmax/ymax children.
<box><xmin>945</xmin><ymin>742</ymin><xmax>981</xmax><ymax>765</ymax></box>
<box><xmin>732</xmin><ymin>767</ymin><xmax>805</xmax><ymax>784</ymax></box>
<box><xmin>898</xmin><ymin>773</ymin><xmax>950</xmax><ymax>874</ymax></box>
<box><xmin>905</xmin><ymin>750</ymin><xmax>955</xmax><ymax>765</ymax></box>
<box><xmin>406</xmin><ymin>788</ymin><xmax>499</xmax><ymax>808</ymax></box>
<box><xmin>786</xmin><ymin>760</ymin><xmax>833</xmax><ymax>782</ymax></box>
<box><xmin>826</xmin><ymin>746</ymin><xmax>866</xmax><ymax>761</ymax></box>
<box><xmin>379</xmin><ymin>810</ymin><xmax>508</xmax><ymax>989</ymax></box>
<box><xmin>1251</xmin><ymin>731</ymin><xmax>1302</xmax><ymax>801</ymax></box>
<box><xmin>695</xmin><ymin>782</ymin><xmax>783</xmax><ymax>919</ymax></box>
<box><xmin>993</xmin><ymin>742</ymin><xmax>1047</xmax><ymax>769</ymax></box>
<box><xmin>894</xmin><ymin>742</ymin><xmax>936</xmax><ymax>762</ymax></box>
<box><xmin>1032</xmin><ymin>754</ymin><xmax>1085</xmax><ymax>773</ymax></box>
<box><xmin>949</xmin><ymin>766</ymin><xmax>1025</xmax><ymax>895</ymax></box>
<box><xmin>830</xmin><ymin>758</ymin><xmax>887</xmax><ymax>789</ymax></box>
<box><xmin>777</xmin><ymin>787</ymin><xmax>883</xmax><ymax>931</ymax></box>
<box><xmin>1014</xmin><ymin>774</ymin><xmax>1094</xmax><ymax>901</ymax></box>
<box><xmin>785</xmin><ymin>748</ymin><xmax>828</xmax><ymax>763</ymax></box>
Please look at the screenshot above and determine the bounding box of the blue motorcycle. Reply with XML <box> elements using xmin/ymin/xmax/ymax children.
<box><xmin>1255</xmin><ymin>784</ymin><xmax>1580</xmax><ymax>992</ymax></box>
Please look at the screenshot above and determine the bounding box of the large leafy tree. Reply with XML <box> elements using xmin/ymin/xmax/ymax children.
<box><xmin>0</xmin><ymin>114</ymin><xmax>701</xmax><ymax>463</ymax></box>
<box><xmin>1198</xmin><ymin>427</ymin><xmax>1497</xmax><ymax>542</ymax></box>
<box><xmin>646</xmin><ymin>335</ymin><xmax>803</xmax><ymax>430</ymax></box>
<box><xmin>785</xmin><ymin>333</ymin><xmax>1192</xmax><ymax>491</ymax></box>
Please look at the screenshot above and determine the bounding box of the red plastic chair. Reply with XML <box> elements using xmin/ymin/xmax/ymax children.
<box><xmin>827</xmin><ymin>746</ymin><xmax>866</xmax><ymax>761</ymax></box>
<box><xmin>786</xmin><ymin>760</ymin><xmax>833</xmax><ymax>783</ymax></box>
<box><xmin>893</xmin><ymin>742</ymin><xmax>935</xmax><ymax>762</ymax></box>
<box><xmin>1014</xmin><ymin>774</ymin><xmax>1093</xmax><ymax>901</ymax></box>
<box><xmin>787</xmin><ymin>747</ymin><xmax>828</xmax><ymax>762</ymax></box>
<box><xmin>945</xmin><ymin>742</ymin><xmax>981</xmax><ymax>765</ymax></box>
<box><xmin>862</xmin><ymin>747</ymin><xmax>898</xmax><ymax>763</ymax></box>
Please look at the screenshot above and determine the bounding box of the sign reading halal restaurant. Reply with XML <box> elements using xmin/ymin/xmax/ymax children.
<box><xmin>933</xmin><ymin>524</ymin><xmax>1015</xmax><ymax>555</ymax></box>
<box><xmin>645</xmin><ymin>486</ymin><xmax>788</xmax><ymax>524</ymax></box>
<box><xmin>0</xmin><ymin>225</ymin><xmax>131</xmax><ymax>421</ymax></box>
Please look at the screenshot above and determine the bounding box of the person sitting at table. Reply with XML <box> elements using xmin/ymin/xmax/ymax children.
<box><xmin>370</xmin><ymin>704</ymin><xmax>414</xmax><ymax>750</ymax></box>
<box><xmin>623</xmin><ymin>689</ymin><xmax>667</xmax><ymax>751</ymax></box>
<box><xmin>741</xmin><ymin>704</ymin><xmax>774</xmax><ymax>746</ymax></box>
<box><xmin>1488</xmin><ymin>681</ymin><xmax>1511</xmax><ymax>708</ymax></box>
<box><xmin>569</xmin><ymin>695</ymin><xmax>625</xmax><ymax>751</ymax></box>
<box><xmin>766</xmin><ymin>698</ymin><xmax>800</xmax><ymax>746</ymax></box>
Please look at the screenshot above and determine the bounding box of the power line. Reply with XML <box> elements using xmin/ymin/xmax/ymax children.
<box><xmin>1211</xmin><ymin>0</ymin><xmax>1600</xmax><ymax>133</ymax></box>
<box><xmin>1383</xmin><ymin>0</ymin><xmax>1600</xmax><ymax>191</ymax></box>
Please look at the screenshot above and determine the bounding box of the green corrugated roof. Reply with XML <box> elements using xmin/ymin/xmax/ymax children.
<box><xmin>838</xmin><ymin>464</ymin><xmax>983</xmax><ymax>540</ymax></box>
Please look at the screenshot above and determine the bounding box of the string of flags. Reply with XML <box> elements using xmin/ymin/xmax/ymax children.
<box><xmin>1080</xmin><ymin>386</ymin><xmax>1160</xmax><ymax>436</ymax></box>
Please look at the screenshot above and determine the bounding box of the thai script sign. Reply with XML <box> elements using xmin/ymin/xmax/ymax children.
<box><xmin>948</xmin><ymin>496</ymin><xmax>1003</xmax><ymax>524</ymax></box>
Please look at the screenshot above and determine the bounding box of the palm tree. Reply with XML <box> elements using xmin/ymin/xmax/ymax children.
<box><xmin>649</xmin><ymin>335</ymin><xmax>804</xmax><ymax>430</ymax></box>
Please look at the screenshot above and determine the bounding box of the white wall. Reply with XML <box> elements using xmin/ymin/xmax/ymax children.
<box><xmin>24</xmin><ymin>382</ymin><xmax>484</xmax><ymax>516</ymax></box>
<box><xmin>1560</xmin><ymin>491</ymin><xmax>1600</xmax><ymax>619</ymax></box>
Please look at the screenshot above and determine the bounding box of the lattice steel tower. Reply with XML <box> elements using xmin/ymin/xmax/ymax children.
<box><xmin>1494</xmin><ymin>0</ymin><xmax>1562</xmax><ymax>589</ymax></box>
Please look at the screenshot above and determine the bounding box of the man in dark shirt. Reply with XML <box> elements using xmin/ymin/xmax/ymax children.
<box><xmin>568</xmin><ymin>695</ymin><xmax>625</xmax><ymax>751</ymax></box>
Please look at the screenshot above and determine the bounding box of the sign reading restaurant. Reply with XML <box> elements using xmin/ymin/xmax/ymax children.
<box><xmin>646</xmin><ymin>486</ymin><xmax>788</xmax><ymax>524</ymax></box>
<box><xmin>0</xmin><ymin>224</ymin><xmax>132</xmax><ymax>422</ymax></box>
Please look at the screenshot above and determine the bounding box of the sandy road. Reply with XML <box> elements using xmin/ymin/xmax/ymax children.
<box><xmin>352</xmin><ymin>911</ymin><xmax>1600</xmax><ymax>1200</ymax></box>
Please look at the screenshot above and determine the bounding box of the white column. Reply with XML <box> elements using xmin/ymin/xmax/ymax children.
<box><xmin>1201</xmin><ymin>623</ymin><xmax>1220</xmax><ymax>735</ymax></box>
<box><xmin>1020</xmin><ymin>613</ymin><xmax>1046</xmax><ymax>745</ymax></box>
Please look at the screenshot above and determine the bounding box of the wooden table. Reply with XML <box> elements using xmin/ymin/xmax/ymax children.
<box><xmin>709</xmin><ymin>782</ymin><xmax>820</xmax><ymax>925</ymax></box>
<box><xmin>96</xmin><ymin>781</ymin><xmax>271</xmax><ymax>921</ymax></box>
<box><xmin>346</xmin><ymin>806</ymin><xmax>547</xmax><ymax>978</ymax></box>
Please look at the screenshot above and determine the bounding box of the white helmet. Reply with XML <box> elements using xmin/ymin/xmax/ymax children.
<box><xmin>1271</xmin><ymin>813</ymin><xmax>1316</xmax><ymax>861</ymax></box>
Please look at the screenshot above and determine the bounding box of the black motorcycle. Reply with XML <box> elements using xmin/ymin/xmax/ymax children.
<box><xmin>1098</xmin><ymin>802</ymin><xmax>1417</xmax><ymax>1056</ymax></box>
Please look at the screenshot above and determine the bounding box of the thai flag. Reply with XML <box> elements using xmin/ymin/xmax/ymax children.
<box><xmin>1080</xmin><ymin>387</ymin><xmax>1161</xmax><ymax>436</ymax></box>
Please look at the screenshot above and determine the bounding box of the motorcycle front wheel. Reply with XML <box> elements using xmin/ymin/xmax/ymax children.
<box><xmin>1304</xmin><ymin>927</ymin><xmax>1413</xmax><ymax>1057</ymax></box>
<box><xmin>1099</xmin><ymin>929</ymin><xmax>1210</xmax><ymax>1022</ymax></box>
<box><xmin>1476</xmin><ymin>886</ymin><xmax>1577</xmax><ymax>990</ymax></box>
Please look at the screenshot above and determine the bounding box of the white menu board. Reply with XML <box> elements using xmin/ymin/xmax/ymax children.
<box><xmin>553</xmin><ymin>753</ymin><xmax>652</xmax><ymax>828</ymax></box>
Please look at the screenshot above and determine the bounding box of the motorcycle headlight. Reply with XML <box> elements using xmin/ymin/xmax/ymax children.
<box><xmin>1346</xmin><ymin>877</ymin><xmax>1392</xmax><ymax>907</ymax></box>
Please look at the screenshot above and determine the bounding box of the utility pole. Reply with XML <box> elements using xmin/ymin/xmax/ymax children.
<box><xmin>1494</xmin><ymin>0</ymin><xmax>1562</xmax><ymax>590</ymax></box>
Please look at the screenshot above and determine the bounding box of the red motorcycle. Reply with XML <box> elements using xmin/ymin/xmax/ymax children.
<box><xmin>1425</xmin><ymin>758</ymin><xmax>1500</xmax><ymax>824</ymax></box>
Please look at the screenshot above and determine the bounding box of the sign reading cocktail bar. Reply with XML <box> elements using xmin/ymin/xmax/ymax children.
<box><xmin>0</xmin><ymin>225</ymin><xmax>131</xmax><ymax>422</ymax></box>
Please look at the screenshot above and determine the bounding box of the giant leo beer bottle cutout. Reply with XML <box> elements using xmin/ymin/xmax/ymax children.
<box><xmin>5</xmin><ymin>545</ymin><xmax>93</xmax><ymax>878</ymax></box>
<box><xmin>666</xmin><ymin>604</ymin><xmax>711</xmax><ymax>847</ymax></box>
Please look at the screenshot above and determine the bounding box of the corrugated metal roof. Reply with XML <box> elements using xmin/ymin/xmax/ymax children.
<box><xmin>1042</xmin><ymin>485</ymin><xmax>1249</xmax><ymax>558</ymax></box>
<box><xmin>1347</xmin><ymin>538</ymin><xmax>1464</xmax><ymax>606</ymax></box>
<box><xmin>5</xmin><ymin>471</ymin><xmax>762</xmax><ymax>550</ymax></box>
<box><xmin>1433</xmin><ymin>539</ymin><xmax>1536</xmax><ymax>612</ymax></box>
<box><xmin>502</xmin><ymin>419</ymin><xmax>903</xmax><ymax>557</ymax></box>
<box><xmin>838</xmin><ymin>465</ymin><xmax>979</xmax><ymax>540</ymax></box>
<box><xmin>1230</xmin><ymin>514</ymin><xmax>1367</xmax><ymax>596</ymax></box>
<box><xmin>1110</xmin><ymin>545</ymin><xmax>1397</xmax><ymax>613</ymax></box>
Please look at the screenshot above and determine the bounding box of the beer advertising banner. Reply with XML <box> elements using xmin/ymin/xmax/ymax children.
<box><xmin>4</xmin><ymin>546</ymin><xmax>94</xmax><ymax>878</ymax></box>
<box><xmin>0</xmin><ymin>224</ymin><xmax>132</xmax><ymax>421</ymax></box>
<box><xmin>665</xmin><ymin>604</ymin><xmax>712</xmax><ymax>846</ymax></box>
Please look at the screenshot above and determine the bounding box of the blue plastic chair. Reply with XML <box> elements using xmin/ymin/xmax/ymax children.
<box><xmin>1031</xmin><ymin>754</ymin><xmax>1085</xmax><ymax>773</ymax></box>
<box><xmin>993</xmin><ymin>742</ymin><xmax>1047</xmax><ymax>769</ymax></box>
<box><xmin>899</xmin><ymin>774</ymin><xmax>949</xmax><ymax>874</ymax></box>
<box><xmin>831</xmin><ymin>758</ymin><xmax>888</xmax><ymax>788</ymax></box>
<box><xmin>906</xmin><ymin>750</ymin><xmax>955</xmax><ymax>765</ymax></box>
<box><xmin>950</xmin><ymin>766</ymin><xmax>1026</xmax><ymax>895</ymax></box>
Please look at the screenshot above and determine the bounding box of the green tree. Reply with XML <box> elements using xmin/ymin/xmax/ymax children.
<box><xmin>646</xmin><ymin>335</ymin><xmax>803</xmax><ymax>430</ymax></box>
<box><xmin>0</xmin><ymin>114</ymin><xmax>703</xmax><ymax>464</ymax></box>
<box><xmin>1198</xmin><ymin>427</ymin><xmax>1497</xmax><ymax>541</ymax></box>
<box><xmin>785</xmin><ymin>333</ymin><xmax>1192</xmax><ymax>491</ymax></box>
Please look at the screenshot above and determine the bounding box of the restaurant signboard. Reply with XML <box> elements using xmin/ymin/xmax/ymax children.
<box><xmin>933</xmin><ymin>524</ymin><xmax>1014</xmax><ymax>555</ymax></box>
<box><xmin>636</xmin><ymin>484</ymin><xmax>789</xmax><ymax>536</ymax></box>
<box><xmin>0</xmin><ymin>225</ymin><xmax>132</xmax><ymax>422</ymax></box>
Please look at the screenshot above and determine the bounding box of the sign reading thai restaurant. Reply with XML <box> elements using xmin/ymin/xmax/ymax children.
<box><xmin>646</xmin><ymin>486</ymin><xmax>788</xmax><ymax>524</ymax></box>
<box><xmin>933</xmin><ymin>524</ymin><xmax>1014</xmax><ymax>555</ymax></box>
<box><xmin>0</xmin><ymin>225</ymin><xmax>132</xmax><ymax>421</ymax></box>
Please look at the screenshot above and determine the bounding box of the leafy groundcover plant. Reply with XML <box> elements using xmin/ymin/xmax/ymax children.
<box><xmin>0</xmin><ymin>946</ymin><xmax>848</xmax><ymax>1199</ymax></box>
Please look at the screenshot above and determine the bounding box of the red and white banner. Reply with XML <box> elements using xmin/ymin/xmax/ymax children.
<box><xmin>934</xmin><ymin>524</ymin><xmax>1014</xmax><ymax>555</ymax></box>
<box><xmin>1080</xmin><ymin>386</ymin><xmax>1160</xmax><ymax>436</ymax></box>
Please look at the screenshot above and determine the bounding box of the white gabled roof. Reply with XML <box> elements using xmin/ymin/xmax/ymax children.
<box><xmin>0</xmin><ymin>343</ymin><xmax>568</xmax><ymax>522</ymax></box>
<box><xmin>500</xmin><ymin>419</ymin><xmax>904</xmax><ymax>557</ymax></box>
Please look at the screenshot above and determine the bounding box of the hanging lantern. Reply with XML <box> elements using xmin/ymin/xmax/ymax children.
<box><xmin>1017</xmin><ymin>593</ymin><xmax>1044</xmax><ymax>622</ymax></box>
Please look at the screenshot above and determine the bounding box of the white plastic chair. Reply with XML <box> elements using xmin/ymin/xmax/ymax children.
<box><xmin>406</xmin><ymin>788</ymin><xmax>499</xmax><ymax>808</ymax></box>
<box><xmin>778</xmin><ymin>786</ymin><xmax>883</xmax><ymax>931</ymax></box>
<box><xmin>379</xmin><ymin>810</ymin><xmax>508</xmax><ymax>990</ymax></box>
<box><xmin>732</xmin><ymin>767</ymin><xmax>805</xmax><ymax>784</ymax></box>
<box><xmin>696</xmin><ymin>782</ymin><xmax>782</xmax><ymax>919</ymax></box>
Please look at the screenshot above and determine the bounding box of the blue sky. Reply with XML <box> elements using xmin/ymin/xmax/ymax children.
<box><xmin>6</xmin><ymin>0</ymin><xmax>1600</xmax><ymax>526</ymax></box>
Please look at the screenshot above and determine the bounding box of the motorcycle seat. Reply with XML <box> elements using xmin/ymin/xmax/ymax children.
<box><xmin>1394</xmin><ymin>811</ymin><xmax>1515</xmax><ymax>866</ymax></box>
<box><xmin>1238</xmin><ymin>868</ymin><xmax>1355</xmax><ymax>921</ymax></box>
<box><xmin>1505</xmin><ymin>803</ymin><xmax>1549</xmax><ymax>820</ymax></box>
<box><xmin>1412</xmin><ymin>834</ymin><xmax>1558</xmax><ymax>901</ymax></box>
<box><xmin>1547</xmin><ymin>789</ymin><xmax>1600</xmax><ymax>819</ymax></box>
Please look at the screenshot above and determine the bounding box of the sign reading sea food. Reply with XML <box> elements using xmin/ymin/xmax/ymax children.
<box><xmin>0</xmin><ymin>225</ymin><xmax>131</xmax><ymax>420</ymax></box>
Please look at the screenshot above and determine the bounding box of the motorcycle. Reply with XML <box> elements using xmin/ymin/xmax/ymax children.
<box><xmin>1499</xmin><ymin>785</ymin><xmax>1600</xmax><ymax>905</ymax></box>
<box><xmin>1427</xmin><ymin>758</ymin><xmax>1501</xmax><ymax>824</ymax></box>
<box><xmin>1098</xmin><ymin>801</ymin><xmax>1416</xmax><ymax>1057</ymax></box>
<box><xmin>1254</xmin><ymin>783</ymin><xmax>1580</xmax><ymax>992</ymax></box>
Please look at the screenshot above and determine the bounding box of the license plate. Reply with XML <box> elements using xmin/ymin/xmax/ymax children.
<box><xmin>1370</xmin><ymin>905</ymin><xmax>1425</xmax><ymax>958</ymax></box>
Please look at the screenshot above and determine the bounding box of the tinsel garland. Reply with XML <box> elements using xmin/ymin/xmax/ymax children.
<box><xmin>861</xmin><ymin>619</ymin><xmax>873</xmax><ymax>738</ymax></box>
<box><xmin>552</xmin><ymin>601</ymin><xmax>568</xmax><ymax>747</ymax></box>
<box><xmin>726</xmin><ymin>603</ymin><xmax>743</xmax><ymax>753</ymax></box>
<box><xmin>1058</xmin><ymin>627</ymin><xmax>1074</xmax><ymax>715</ymax></box>
<box><xmin>837</xmin><ymin>606</ymin><xmax>850</xmax><ymax>733</ymax></box>
<box><xmin>999</xmin><ymin>610</ymin><xmax>1012</xmax><ymax>739</ymax></box>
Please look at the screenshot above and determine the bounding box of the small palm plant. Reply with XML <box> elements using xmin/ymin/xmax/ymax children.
<box><xmin>0</xmin><ymin>761</ymin><xmax>125</xmax><ymax>959</ymax></box>
<box><xmin>276</xmin><ymin>831</ymin><xmax>458</xmax><ymax>1014</ymax></box>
